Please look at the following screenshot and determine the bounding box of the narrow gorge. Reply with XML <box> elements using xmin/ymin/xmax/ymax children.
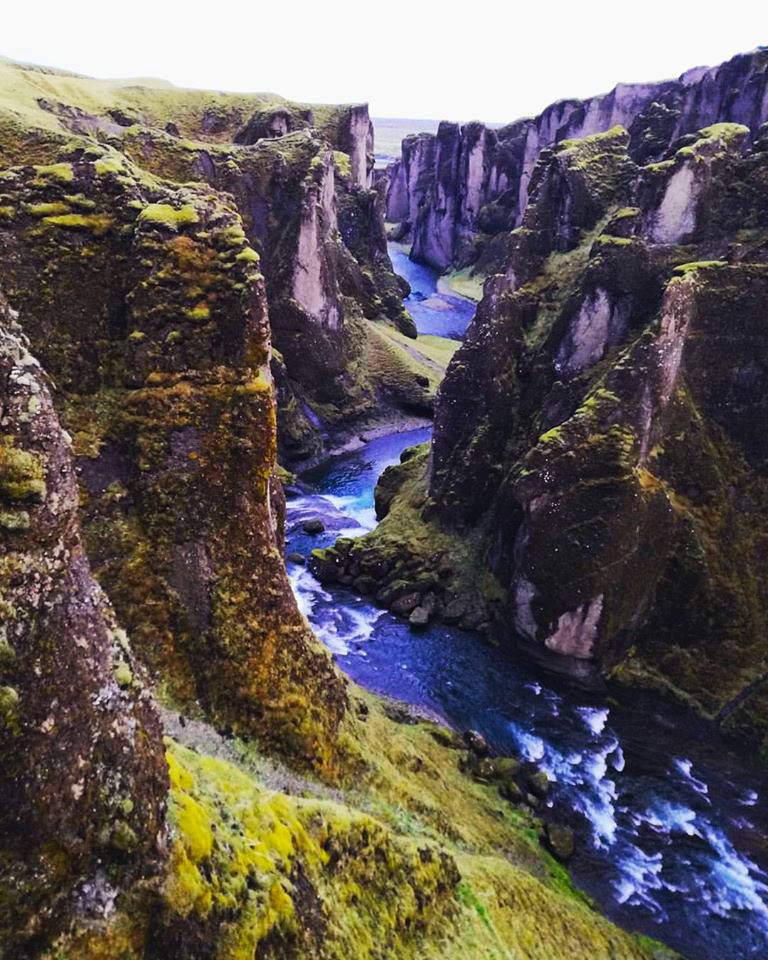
<box><xmin>0</xmin><ymin>37</ymin><xmax>767</xmax><ymax>960</ymax></box>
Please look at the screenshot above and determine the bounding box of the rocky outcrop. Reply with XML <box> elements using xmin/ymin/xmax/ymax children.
<box><xmin>0</xmin><ymin>150</ymin><xmax>348</xmax><ymax>769</ymax></box>
<box><xmin>386</xmin><ymin>47</ymin><xmax>768</xmax><ymax>271</ymax></box>
<box><xmin>0</xmin><ymin>294</ymin><xmax>168</xmax><ymax>951</ymax></box>
<box><xmin>0</xmin><ymin>59</ymin><xmax>416</xmax><ymax>462</ymax></box>
<box><xmin>0</xmin><ymin>289</ymin><xmax>662</xmax><ymax>960</ymax></box>
<box><xmin>0</xmin><ymin>60</ymin><xmax>684</xmax><ymax>960</ymax></box>
<box><xmin>338</xmin><ymin>120</ymin><xmax>768</xmax><ymax>749</ymax></box>
<box><xmin>313</xmin><ymin>103</ymin><xmax>375</xmax><ymax>189</ymax></box>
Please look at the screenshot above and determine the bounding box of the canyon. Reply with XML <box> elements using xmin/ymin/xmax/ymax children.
<box><xmin>1</xmin><ymin>44</ymin><xmax>767</xmax><ymax>960</ymax></box>
<box><xmin>383</xmin><ymin>48</ymin><xmax>768</xmax><ymax>272</ymax></box>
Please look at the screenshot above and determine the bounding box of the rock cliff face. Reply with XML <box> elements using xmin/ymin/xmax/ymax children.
<box><xmin>0</xmin><ymin>59</ymin><xmax>682</xmax><ymax>960</ymax></box>
<box><xmin>0</xmin><ymin>285</ymin><xmax>660</xmax><ymax>960</ymax></box>
<box><xmin>385</xmin><ymin>48</ymin><xmax>768</xmax><ymax>271</ymax></box>
<box><xmin>0</xmin><ymin>287</ymin><xmax>661</xmax><ymax>960</ymax></box>
<box><xmin>330</xmin><ymin>119</ymin><xmax>768</xmax><ymax>749</ymax></box>
<box><xmin>0</xmin><ymin>294</ymin><xmax>168</xmax><ymax>951</ymax></box>
<box><xmin>0</xmin><ymin>58</ymin><xmax>419</xmax><ymax>464</ymax></box>
<box><xmin>0</xmin><ymin>148</ymin><xmax>347</xmax><ymax>769</ymax></box>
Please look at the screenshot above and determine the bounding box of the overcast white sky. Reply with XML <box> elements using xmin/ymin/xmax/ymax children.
<box><xmin>3</xmin><ymin>2</ymin><xmax>766</xmax><ymax>122</ymax></box>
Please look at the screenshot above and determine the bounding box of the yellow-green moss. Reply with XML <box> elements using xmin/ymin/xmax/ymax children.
<box><xmin>0</xmin><ymin>437</ymin><xmax>46</xmax><ymax>502</ymax></box>
<box><xmin>332</xmin><ymin>150</ymin><xmax>351</xmax><ymax>179</ymax></box>
<box><xmin>140</xmin><ymin>723</ymin><xmax>665</xmax><ymax>960</ymax></box>
<box><xmin>94</xmin><ymin>155</ymin><xmax>127</xmax><ymax>176</ymax></box>
<box><xmin>32</xmin><ymin>162</ymin><xmax>74</xmax><ymax>184</ymax></box>
<box><xmin>0</xmin><ymin>685</ymin><xmax>20</xmax><ymax>733</ymax></box>
<box><xmin>24</xmin><ymin>201</ymin><xmax>71</xmax><ymax>217</ymax></box>
<box><xmin>138</xmin><ymin>203</ymin><xmax>199</xmax><ymax>230</ymax></box>
<box><xmin>235</xmin><ymin>246</ymin><xmax>260</xmax><ymax>264</ymax></box>
<box><xmin>439</xmin><ymin>266</ymin><xmax>485</xmax><ymax>302</ymax></box>
<box><xmin>673</xmin><ymin>260</ymin><xmax>728</xmax><ymax>274</ymax></box>
<box><xmin>42</xmin><ymin>213</ymin><xmax>114</xmax><ymax>236</ymax></box>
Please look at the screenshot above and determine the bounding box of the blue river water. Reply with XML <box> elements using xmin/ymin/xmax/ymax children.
<box><xmin>283</xmin><ymin>258</ymin><xmax>768</xmax><ymax>960</ymax></box>
<box><xmin>387</xmin><ymin>242</ymin><xmax>475</xmax><ymax>339</ymax></box>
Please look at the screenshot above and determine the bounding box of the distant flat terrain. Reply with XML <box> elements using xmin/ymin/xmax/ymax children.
<box><xmin>373</xmin><ymin>116</ymin><xmax>503</xmax><ymax>165</ymax></box>
<box><xmin>372</xmin><ymin>116</ymin><xmax>440</xmax><ymax>163</ymax></box>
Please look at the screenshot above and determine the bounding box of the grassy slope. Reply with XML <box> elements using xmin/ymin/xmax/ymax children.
<box><xmin>50</xmin><ymin>692</ymin><xmax>667</xmax><ymax>959</ymax></box>
<box><xmin>0</xmin><ymin>57</ymin><xmax>366</xmax><ymax>147</ymax></box>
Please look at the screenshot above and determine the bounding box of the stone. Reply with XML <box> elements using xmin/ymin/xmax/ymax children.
<box><xmin>409</xmin><ymin>605</ymin><xmax>431</xmax><ymax>628</ymax></box>
<box><xmin>353</xmin><ymin>575</ymin><xmax>378</xmax><ymax>595</ymax></box>
<box><xmin>302</xmin><ymin>518</ymin><xmax>326</xmax><ymax>534</ymax></box>
<box><xmin>463</xmin><ymin>729</ymin><xmax>490</xmax><ymax>758</ymax></box>
<box><xmin>308</xmin><ymin>548</ymin><xmax>342</xmax><ymax>582</ymax></box>
<box><xmin>499</xmin><ymin>780</ymin><xmax>525</xmax><ymax>803</ymax></box>
<box><xmin>0</xmin><ymin>299</ymin><xmax>167</xmax><ymax>948</ymax></box>
<box><xmin>494</xmin><ymin>757</ymin><xmax>524</xmax><ymax>782</ymax></box>
<box><xmin>286</xmin><ymin>552</ymin><xmax>306</xmax><ymax>565</ymax></box>
<box><xmin>543</xmin><ymin>822</ymin><xmax>575</xmax><ymax>862</ymax></box>
<box><xmin>390</xmin><ymin>592</ymin><xmax>421</xmax><ymax>616</ymax></box>
<box><xmin>442</xmin><ymin>596</ymin><xmax>468</xmax><ymax>623</ymax></box>
<box><xmin>430</xmin><ymin>727</ymin><xmax>465</xmax><ymax>750</ymax></box>
<box><xmin>526</xmin><ymin>770</ymin><xmax>552</xmax><ymax>798</ymax></box>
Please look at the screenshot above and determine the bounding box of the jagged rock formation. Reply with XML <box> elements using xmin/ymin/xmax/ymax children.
<box><xmin>0</xmin><ymin>287</ymin><xmax>664</xmax><ymax>960</ymax></box>
<box><xmin>0</xmin><ymin>293</ymin><xmax>168</xmax><ymax>951</ymax></box>
<box><xmin>0</xmin><ymin>149</ymin><xmax>347</xmax><ymax>768</ymax></box>
<box><xmin>323</xmin><ymin>119</ymin><xmax>768</xmax><ymax>750</ymax></box>
<box><xmin>385</xmin><ymin>47</ymin><xmax>768</xmax><ymax>271</ymax></box>
<box><xmin>0</xmin><ymin>291</ymin><xmax>663</xmax><ymax>960</ymax></box>
<box><xmin>0</xmin><ymin>58</ymin><xmax>683</xmax><ymax>960</ymax></box>
<box><xmin>0</xmin><ymin>58</ymin><xmax>423</xmax><ymax>464</ymax></box>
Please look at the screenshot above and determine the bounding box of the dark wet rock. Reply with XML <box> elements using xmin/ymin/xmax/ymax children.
<box><xmin>543</xmin><ymin>822</ymin><xmax>575</xmax><ymax>862</ymax></box>
<box><xmin>409</xmin><ymin>605</ymin><xmax>431</xmax><ymax>628</ymax></box>
<box><xmin>474</xmin><ymin>756</ymin><xmax>518</xmax><ymax>781</ymax></box>
<box><xmin>287</xmin><ymin>552</ymin><xmax>306</xmax><ymax>565</ymax></box>
<box><xmin>429</xmin><ymin>727</ymin><xmax>465</xmax><ymax>750</ymax></box>
<box><xmin>303</xmin><ymin>518</ymin><xmax>326</xmax><ymax>535</ymax></box>
<box><xmin>463</xmin><ymin>729</ymin><xmax>490</xmax><ymax>758</ymax></box>
<box><xmin>526</xmin><ymin>770</ymin><xmax>553</xmax><ymax>799</ymax></box>
<box><xmin>499</xmin><ymin>780</ymin><xmax>525</xmax><ymax>803</ymax></box>
<box><xmin>308</xmin><ymin>547</ymin><xmax>343</xmax><ymax>583</ymax></box>
<box><xmin>0</xmin><ymin>295</ymin><xmax>167</xmax><ymax>950</ymax></box>
<box><xmin>376</xmin><ymin>578</ymin><xmax>417</xmax><ymax>605</ymax></box>
<box><xmin>352</xmin><ymin>575</ymin><xmax>378</xmax><ymax>595</ymax></box>
<box><xmin>493</xmin><ymin>757</ymin><xmax>524</xmax><ymax>782</ymax></box>
<box><xmin>391</xmin><ymin>592</ymin><xmax>422</xmax><ymax>616</ymax></box>
<box><xmin>442</xmin><ymin>597</ymin><xmax>467</xmax><ymax>623</ymax></box>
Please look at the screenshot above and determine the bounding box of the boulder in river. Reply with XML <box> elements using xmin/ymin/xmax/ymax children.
<box><xmin>527</xmin><ymin>769</ymin><xmax>552</xmax><ymax>798</ymax></box>
<box><xmin>409</xmin><ymin>605</ymin><xmax>431</xmax><ymax>628</ymax></box>
<box><xmin>302</xmin><ymin>518</ymin><xmax>326</xmax><ymax>534</ymax></box>
<box><xmin>543</xmin><ymin>822</ymin><xmax>575</xmax><ymax>862</ymax></box>
<box><xmin>463</xmin><ymin>729</ymin><xmax>490</xmax><ymax>757</ymax></box>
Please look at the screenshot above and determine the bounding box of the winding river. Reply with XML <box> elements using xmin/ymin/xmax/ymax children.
<box><xmin>285</xmin><ymin>248</ymin><xmax>768</xmax><ymax>960</ymax></box>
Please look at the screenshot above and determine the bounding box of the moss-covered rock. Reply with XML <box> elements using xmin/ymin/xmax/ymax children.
<box><xmin>0</xmin><ymin>294</ymin><xmax>168</xmax><ymax>950</ymax></box>
<box><xmin>0</xmin><ymin>59</ymin><xmax>419</xmax><ymax>461</ymax></box>
<box><xmin>0</xmin><ymin>151</ymin><xmax>348</xmax><ymax>770</ymax></box>
<box><xmin>354</xmin><ymin>124</ymin><xmax>768</xmax><ymax>751</ymax></box>
<box><xmin>42</xmin><ymin>697</ymin><xmax>668</xmax><ymax>960</ymax></box>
